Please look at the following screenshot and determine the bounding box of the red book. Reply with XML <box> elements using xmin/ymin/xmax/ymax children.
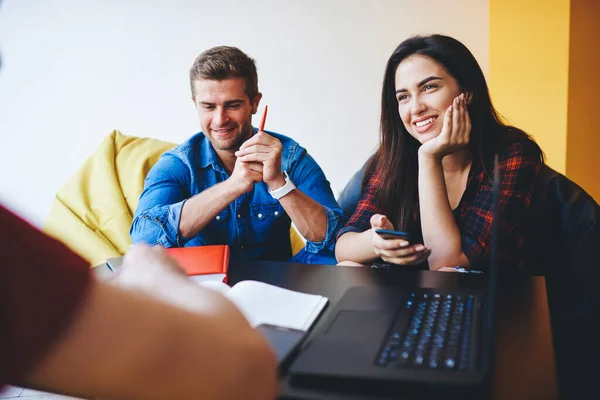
<box><xmin>105</xmin><ymin>245</ymin><xmax>230</xmax><ymax>283</ymax></box>
<box><xmin>165</xmin><ymin>245</ymin><xmax>230</xmax><ymax>283</ymax></box>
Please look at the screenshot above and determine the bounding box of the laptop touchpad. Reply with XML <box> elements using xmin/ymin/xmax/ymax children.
<box><xmin>325</xmin><ymin>310</ymin><xmax>391</xmax><ymax>340</ymax></box>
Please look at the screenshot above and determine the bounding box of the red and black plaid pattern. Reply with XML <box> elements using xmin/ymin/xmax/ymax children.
<box><xmin>337</xmin><ymin>138</ymin><xmax>541</xmax><ymax>270</ymax></box>
<box><xmin>338</xmin><ymin>172</ymin><xmax>385</xmax><ymax>237</ymax></box>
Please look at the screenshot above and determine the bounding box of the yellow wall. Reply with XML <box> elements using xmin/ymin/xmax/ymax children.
<box><xmin>566</xmin><ymin>0</ymin><xmax>600</xmax><ymax>201</ymax></box>
<box><xmin>489</xmin><ymin>0</ymin><xmax>571</xmax><ymax>174</ymax></box>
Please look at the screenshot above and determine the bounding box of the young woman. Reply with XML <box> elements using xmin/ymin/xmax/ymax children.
<box><xmin>335</xmin><ymin>34</ymin><xmax>544</xmax><ymax>272</ymax></box>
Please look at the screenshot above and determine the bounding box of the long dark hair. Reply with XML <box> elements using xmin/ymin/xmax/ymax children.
<box><xmin>366</xmin><ymin>34</ymin><xmax>543</xmax><ymax>232</ymax></box>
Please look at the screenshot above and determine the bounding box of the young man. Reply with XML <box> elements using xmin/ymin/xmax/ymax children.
<box><xmin>130</xmin><ymin>46</ymin><xmax>344</xmax><ymax>264</ymax></box>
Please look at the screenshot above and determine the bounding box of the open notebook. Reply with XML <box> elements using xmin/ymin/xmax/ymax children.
<box><xmin>198</xmin><ymin>280</ymin><xmax>328</xmax><ymax>332</ymax></box>
<box><xmin>100</xmin><ymin>258</ymin><xmax>326</xmax><ymax>333</ymax></box>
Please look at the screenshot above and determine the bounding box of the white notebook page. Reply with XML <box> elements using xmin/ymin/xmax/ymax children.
<box><xmin>225</xmin><ymin>280</ymin><xmax>328</xmax><ymax>331</ymax></box>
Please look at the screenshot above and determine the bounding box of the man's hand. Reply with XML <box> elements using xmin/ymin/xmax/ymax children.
<box><xmin>115</xmin><ymin>244</ymin><xmax>187</xmax><ymax>288</ymax></box>
<box><xmin>30</xmin><ymin>243</ymin><xmax>278</xmax><ymax>400</ymax></box>
<box><xmin>370</xmin><ymin>214</ymin><xmax>430</xmax><ymax>266</ymax></box>
<box><xmin>235</xmin><ymin>131</ymin><xmax>285</xmax><ymax>190</ymax></box>
<box><xmin>228</xmin><ymin>156</ymin><xmax>264</xmax><ymax>195</ymax></box>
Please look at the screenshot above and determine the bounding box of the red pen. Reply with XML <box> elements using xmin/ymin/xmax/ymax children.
<box><xmin>259</xmin><ymin>105</ymin><xmax>268</xmax><ymax>131</ymax></box>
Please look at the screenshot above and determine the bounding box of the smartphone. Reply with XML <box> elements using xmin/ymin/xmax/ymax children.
<box><xmin>375</xmin><ymin>229</ymin><xmax>411</xmax><ymax>241</ymax></box>
<box><xmin>257</xmin><ymin>324</ymin><xmax>307</xmax><ymax>371</ymax></box>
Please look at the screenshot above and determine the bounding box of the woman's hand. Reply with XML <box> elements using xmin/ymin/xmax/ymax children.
<box><xmin>418</xmin><ymin>93</ymin><xmax>471</xmax><ymax>160</ymax></box>
<box><xmin>370</xmin><ymin>214</ymin><xmax>430</xmax><ymax>265</ymax></box>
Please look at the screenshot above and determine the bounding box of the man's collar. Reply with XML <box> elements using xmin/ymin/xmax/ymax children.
<box><xmin>198</xmin><ymin>133</ymin><xmax>225</xmax><ymax>172</ymax></box>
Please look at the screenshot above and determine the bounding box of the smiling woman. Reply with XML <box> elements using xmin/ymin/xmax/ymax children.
<box><xmin>335</xmin><ymin>34</ymin><xmax>545</xmax><ymax>273</ymax></box>
<box><xmin>394</xmin><ymin>56</ymin><xmax>465</xmax><ymax>145</ymax></box>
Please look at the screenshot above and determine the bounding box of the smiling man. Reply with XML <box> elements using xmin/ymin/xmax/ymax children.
<box><xmin>131</xmin><ymin>46</ymin><xmax>344</xmax><ymax>263</ymax></box>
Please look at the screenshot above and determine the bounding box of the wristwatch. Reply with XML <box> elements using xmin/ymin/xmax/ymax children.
<box><xmin>268</xmin><ymin>171</ymin><xmax>296</xmax><ymax>200</ymax></box>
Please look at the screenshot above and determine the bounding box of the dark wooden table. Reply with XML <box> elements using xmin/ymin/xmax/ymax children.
<box><xmin>228</xmin><ymin>261</ymin><xmax>558</xmax><ymax>400</ymax></box>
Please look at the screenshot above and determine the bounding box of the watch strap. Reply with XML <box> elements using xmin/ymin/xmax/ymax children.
<box><xmin>268</xmin><ymin>171</ymin><xmax>296</xmax><ymax>200</ymax></box>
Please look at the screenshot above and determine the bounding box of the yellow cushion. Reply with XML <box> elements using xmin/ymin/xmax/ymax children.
<box><xmin>289</xmin><ymin>224</ymin><xmax>306</xmax><ymax>256</ymax></box>
<box><xmin>44</xmin><ymin>130</ymin><xmax>176</xmax><ymax>265</ymax></box>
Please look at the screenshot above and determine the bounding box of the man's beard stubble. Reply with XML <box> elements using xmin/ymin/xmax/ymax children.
<box><xmin>213</xmin><ymin>121</ymin><xmax>254</xmax><ymax>152</ymax></box>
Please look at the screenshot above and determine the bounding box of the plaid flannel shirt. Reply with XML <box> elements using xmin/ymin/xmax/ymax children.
<box><xmin>337</xmin><ymin>138</ymin><xmax>541</xmax><ymax>271</ymax></box>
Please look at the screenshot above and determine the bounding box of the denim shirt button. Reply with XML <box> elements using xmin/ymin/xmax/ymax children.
<box><xmin>237</xmin><ymin>214</ymin><xmax>241</xmax><ymax>218</ymax></box>
<box><xmin>274</xmin><ymin>211</ymin><xmax>279</xmax><ymax>216</ymax></box>
<box><xmin>216</xmin><ymin>215</ymin><xmax>221</xmax><ymax>221</ymax></box>
<box><xmin>257</xmin><ymin>213</ymin><xmax>263</xmax><ymax>218</ymax></box>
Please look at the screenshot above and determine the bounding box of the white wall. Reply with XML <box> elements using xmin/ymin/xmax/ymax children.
<box><xmin>0</xmin><ymin>0</ymin><xmax>489</xmax><ymax>226</ymax></box>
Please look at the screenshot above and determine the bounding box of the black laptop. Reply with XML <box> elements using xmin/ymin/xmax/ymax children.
<box><xmin>288</xmin><ymin>157</ymin><xmax>501</xmax><ymax>394</ymax></box>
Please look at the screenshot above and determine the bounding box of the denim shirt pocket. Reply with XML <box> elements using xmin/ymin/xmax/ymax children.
<box><xmin>206</xmin><ymin>207</ymin><xmax>230</xmax><ymax>232</ymax></box>
<box><xmin>249</xmin><ymin>202</ymin><xmax>284</xmax><ymax>220</ymax></box>
<box><xmin>213</xmin><ymin>208</ymin><xmax>230</xmax><ymax>223</ymax></box>
<box><xmin>248</xmin><ymin>202</ymin><xmax>287</xmax><ymax>243</ymax></box>
<box><xmin>198</xmin><ymin>207</ymin><xmax>231</xmax><ymax>244</ymax></box>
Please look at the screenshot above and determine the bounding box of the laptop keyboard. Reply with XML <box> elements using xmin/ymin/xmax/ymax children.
<box><xmin>375</xmin><ymin>292</ymin><xmax>477</xmax><ymax>371</ymax></box>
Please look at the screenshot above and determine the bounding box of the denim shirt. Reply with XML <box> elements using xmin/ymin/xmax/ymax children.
<box><xmin>130</xmin><ymin>130</ymin><xmax>345</xmax><ymax>261</ymax></box>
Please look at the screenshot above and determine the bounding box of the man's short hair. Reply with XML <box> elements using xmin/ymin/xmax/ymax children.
<box><xmin>189</xmin><ymin>46</ymin><xmax>258</xmax><ymax>100</ymax></box>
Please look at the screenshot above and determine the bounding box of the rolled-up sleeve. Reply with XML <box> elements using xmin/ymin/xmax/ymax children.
<box><xmin>130</xmin><ymin>153</ymin><xmax>192</xmax><ymax>247</ymax></box>
<box><xmin>287</xmin><ymin>146</ymin><xmax>346</xmax><ymax>252</ymax></box>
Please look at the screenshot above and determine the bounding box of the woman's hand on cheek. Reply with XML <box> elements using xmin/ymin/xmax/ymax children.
<box><xmin>418</xmin><ymin>93</ymin><xmax>472</xmax><ymax>160</ymax></box>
